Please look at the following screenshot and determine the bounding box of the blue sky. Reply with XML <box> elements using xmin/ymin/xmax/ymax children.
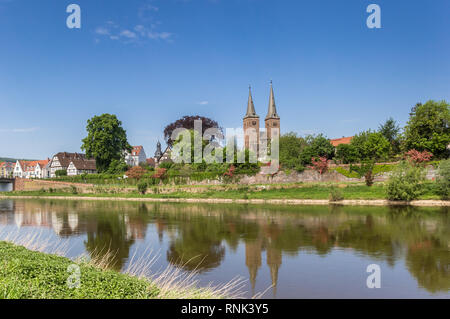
<box><xmin>0</xmin><ymin>0</ymin><xmax>449</xmax><ymax>159</ymax></box>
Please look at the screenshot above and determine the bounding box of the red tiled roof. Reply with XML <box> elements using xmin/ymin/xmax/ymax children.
<box><xmin>131</xmin><ymin>146</ymin><xmax>143</xmax><ymax>156</ymax></box>
<box><xmin>330</xmin><ymin>136</ymin><xmax>353</xmax><ymax>147</ymax></box>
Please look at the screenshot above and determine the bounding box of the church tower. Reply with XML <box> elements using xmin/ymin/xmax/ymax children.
<box><xmin>243</xmin><ymin>86</ymin><xmax>260</xmax><ymax>153</ymax></box>
<box><xmin>264</xmin><ymin>81</ymin><xmax>280</xmax><ymax>141</ymax></box>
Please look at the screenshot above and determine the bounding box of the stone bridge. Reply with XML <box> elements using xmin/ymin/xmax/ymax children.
<box><xmin>0</xmin><ymin>178</ymin><xmax>15</xmax><ymax>192</ymax></box>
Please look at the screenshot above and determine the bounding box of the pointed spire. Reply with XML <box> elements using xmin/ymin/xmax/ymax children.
<box><xmin>244</xmin><ymin>85</ymin><xmax>259</xmax><ymax>119</ymax></box>
<box><xmin>266</xmin><ymin>80</ymin><xmax>279</xmax><ymax>120</ymax></box>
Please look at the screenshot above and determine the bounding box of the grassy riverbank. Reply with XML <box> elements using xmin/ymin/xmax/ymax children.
<box><xmin>0</xmin><ymin>241</ymin><xmax>235</xmax><ymax>299</ymax></box>
<box><xmin>6</xmin><ymin>182</ymin><xmax>443</xmax><ymax>200</ymax></box>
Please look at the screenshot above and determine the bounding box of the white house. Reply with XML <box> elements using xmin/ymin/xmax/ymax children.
<box><xmin>67</xmin><ymin>159</ymin><xmax>97</xmax><ymax>176</ymax></box>
<box><xmin>13</xmin><ymin>160</ymin><xmax>50</xmax><ymax>179</ymax></box>
<box><xmin>49</xmin><ymin>152</ymin><xmax>97</xmax><ymax>177</ymax></box>
<box><xmin>125</xmin><ymin>146</ymin><xmax>147</xmax><ymax>167</ymax></box>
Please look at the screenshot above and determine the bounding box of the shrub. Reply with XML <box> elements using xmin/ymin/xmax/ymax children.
<box><xmin>309</xmin><ymin>157</ymin><xmax>328</xmax><ymax>174</ymax></box>
<box><xmin>435</xmin><ymin>159</ymin><xmax>450</xmax><ymax>200</ymax></box>
<box><xmin>158</xmin><ymin>162</ymin><xmax>173</xmax><ymax>170</ymax></box>
<box><xmin>329</xmin><ymin>188</ymin><xmax>344</xmax><ymax>201</ymax></box>
<box><xmin>405</xmin><ymin>149</ymin><xmax>433</xmax><ymax>165</ymax></box>
<box><xmin>125</xmin><ymin>166</ymin><xmax>147</xmax><ymax>180</ymax></box>
<box><xmin>386</xmin><ymin>161</ymin><xmax>426</xmax><ymax>201</ymax></box>
<box><xmin>55</xmin><ymin>170</ymin><xmax>67</xmax><ymax>177</ymax></box>
<box><xmin>152</xmin><ymin>168</ymin><xmax>167</xmax><ymax>179</ymax></box>
<box><xmin>70</xmin><ymin>186</ymin><xmax>78</xmax><ymax>194</ymax></box>
<box><xmin>137</xmin><ymin>181</ymin><xmax>148</xmax><ymax>195</ymax></box>
<box><xmin>350</xmin><ymin>160</ymin><xmax>375</xmax><ymax>187</ymax></box>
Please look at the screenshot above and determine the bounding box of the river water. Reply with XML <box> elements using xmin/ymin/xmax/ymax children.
<box><xmin>0</xmin><ymin>199</ymin><xmax>448</xmax><ymax>298</ymax></box>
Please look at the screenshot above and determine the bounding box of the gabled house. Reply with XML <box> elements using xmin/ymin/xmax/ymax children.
<box><xmin>0</xmin><ymin>162</ymin><xmax>15</xmax><ymax>178</ymax></box>
<box><xmin>13</xmin><ymin>159</ymin><xmax>50</xmax><ymax>179</ymax></box>
<box><xmin>125</xmin><ymin>146</ymin><xmax>147</xmax><ymax>167</ymax></box>
<box><xmin>67</xmin><ymin>159</ymin><xmax>97</xmax><ymax>176</ymax></box>
<box><xmin>49</xmin><ymin>152</ymin><xmax>97</xmax><ymax>177</ymax></box>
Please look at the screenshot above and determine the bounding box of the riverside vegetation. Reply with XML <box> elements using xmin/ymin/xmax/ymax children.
<box><xmin>0</xmin><ymin>240</ymin><xmax>244</xmax><ymax>299</ymax></box>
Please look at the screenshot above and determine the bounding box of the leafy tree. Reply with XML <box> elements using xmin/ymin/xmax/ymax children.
<box><xmin>405</xmin><ymin>149</ymin><xmax>433</xmax><ymax>165</ymax></box>
<box><xmin>351</xmin><ymin>130</ymin><xmax>391</xmax><ymax>161</ymax></box>
<box><xmin>171</xmin><ymin>129</ymin><xmax>210</xmax><ymax>164</ymax></box>
<box><xmin>125</xmin><ymin>166</ymin><xmax>146</xmax><ymax>180</ymax></box>
<box><xmin>435</xmin><ymin>159</ymin><xmax>450</xmax><ymax>200</ymax></box>
<box><xmin>279</xmin><ymin>132</ymin><xmax>306</xmax><ymax>172</ymax></box>
<box><xmin>163</xmin><ymin>115</ymin><xmax>222</xmax><ymax>147</ymax></box>
<box><xmin>309</xmin><ymin>157</ymin><xmax>328</xmax><ymax>174</ymax></box>
<box><xmin>350</xmin><ymin>160</ymin><xmax>375</xmax><ymax>186</ymax></box>
<box><xmin>379</xmin><ymin>117</ymin><xmax>401</xmax><ymax>155</ymax></box>
<box><xmin>335</xmin><ymin>144</ymin><xmax>359</xmax><ymax>164</ymax></box>
<box><xmin>300</xmin><ymin>134</ymin><xmax>335</xmax><ymax>165</ymax></box>
<box><xmin>403</xmin><ymin>100</ymin><xmax>450</xmax><ymax>158</ymax></box>
<box><xmin>107</xmin><ymin>159</ymin><xmax>129</xmax><ymax>174</ymax></box>
<box><xmin>386</xmin><ymin>161</ymin><xmax>426</xmax><ymax>201</ymax></box>
<box><xmin>81</xmin><ymin>114</ymin><xmax>132</xmax><ymax>172</ymax></box>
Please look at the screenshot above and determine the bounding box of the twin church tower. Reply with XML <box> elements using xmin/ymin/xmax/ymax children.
<box><xmin>243</xmin><ymin>81</ymin><xmax>280</xmax><ymax>154</ymax></box>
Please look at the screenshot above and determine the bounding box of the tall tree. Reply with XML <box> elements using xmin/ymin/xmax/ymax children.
<box><xmin>299</xmin><ymin>134</ymin><xmax>335</xmax><ymax>165</ymax></box>
<box><xmin>279</xmin><ymin>132</ymin><xmax>307</xmax><ymax>171</ymax></box>
<box><xmin>351</xmin><ymin>130</ymin><xmax>391</xmax><ymax>161</ymax></box>
<box><xmin>403</xmin><ymin>100</ymin><xmax>450</xmax><ymax>158</ymax></box>
<box><xmin>81</xmin><ymin>114</ymin><xmax>132</xmax><ymax>172</ymax></box>
<box><xmin>163</xmin><ymin>115</ymin><xmax>222</xmax><ymax>146</ymax></box>
<box><xmin>379</xmin><ymin>117</ymin><xmax>401</xmax><ymax>154</ymax></box>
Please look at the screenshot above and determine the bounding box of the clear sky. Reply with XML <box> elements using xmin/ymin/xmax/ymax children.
<box><xmin>0</xmin><ymin>0</ymin><xmax>449</xmax><ymax>159</ymax></box>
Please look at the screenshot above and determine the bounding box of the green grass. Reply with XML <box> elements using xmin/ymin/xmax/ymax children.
<box><xmin>0</xmin><ymin>241</ymin><xmax>159</xmax><ymax>299</ymax></box>
<box><xmin>5</xmin><ymin>181</ymin><xmax>443</xmax><ymax>201</ymax></box>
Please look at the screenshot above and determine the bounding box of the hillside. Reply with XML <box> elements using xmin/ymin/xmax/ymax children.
<box><xmin>0</xmin><ymin>157</ymin><xmax>36</xmax><ymax>163</ymax></box>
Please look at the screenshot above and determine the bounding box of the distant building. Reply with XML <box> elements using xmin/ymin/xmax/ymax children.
<box><xmin>125</xmin><ymin>146</ymin><xmax>147</xmax><ymax>167</ymax></box>
<box><xmin>13</xmin><ymin>159</ymin><xmax>50</xmax><ymax>179</ymax></box>
<box><xmin>149</xmin><ymin>141</ymin><xmax>172</xmax><ymax>167</ymax></box>
<box><xmin>243</xmin><ymin>82</ymin><xmax>280</xmax><ymax>157</ymax></box>
<box><xmin>330</xmin><ymin>136</ymin><xmax>353</xmax><ymax>147</ymax></box>
<box><xmin>0</xmin><ymin>162</ymin><xmax>15</xmax><ymax>178</ymax></box>
<box><xmin>67</xmin><ymin>159</ymin><xmax>97</xmax><ymax>176</ymax></box>
<box><xmin>157</xmin><ymin>145</ymin><xmax>172</xmax><ymax>166</ymax></box>
<box><xmin>49</xmin><ymin>152</ymin><xmax>96</xmax><ymax>177</ymax></box>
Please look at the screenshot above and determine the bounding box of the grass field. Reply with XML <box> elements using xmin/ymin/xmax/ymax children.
<box><xmin>5</xmin><ymin>181</ymin><xmax>442</xmax><ymax>200</ymax></box>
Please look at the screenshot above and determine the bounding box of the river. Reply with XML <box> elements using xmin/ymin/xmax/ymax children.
<box><xmin>0</xmin><ymin>199</ymin><xmax>448</xmax><ymax>298</ymax></box>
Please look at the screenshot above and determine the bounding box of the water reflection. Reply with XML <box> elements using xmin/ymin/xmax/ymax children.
<box><xmin>0</xmin><ymin>199</ymin><xmax>448</xmax><ymax>297</ymax></box>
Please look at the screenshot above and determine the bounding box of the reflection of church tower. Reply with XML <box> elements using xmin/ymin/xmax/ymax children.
<box><xmin>245</xmin><ymin>240</ymin><xmax>262</xmax><ymax>296</ymax></box>
<box><xmin>266</xmin><ymin>246</ymin><xmax>282</xmax><ymax>298</ymax></box>
<box><xmin>264</xmin><ymin>81</ymin><xmax>280</xmax><ymax>141</ymax></box>
<box><xmin>243</xmin><ymin>86</ymin><xmax>260</xmax><ymax>154</ymax></box>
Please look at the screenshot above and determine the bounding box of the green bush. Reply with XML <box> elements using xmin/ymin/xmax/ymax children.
<box><xmin>137</xmin><ymin>181</ymin><xmax>148</xmax><ymax>195</ymax></box>
<box><xmin>329</xmin><ymin>187</ymin><xmax>344</xmax><ymax>201</ymax></box>
<box><xmin>435</xmin><ymin>159</ymin><xmax>450</xmax><ymax>200</ymax></box>
<box><xmin>386</xmin><ymin>161</ymin><xmax>426</xmax><ymax>201</ymax></box>
<box><xmin>55</xmin><ymin>169</ymin><xmax>67</xmax><ymax>177</ymax></box>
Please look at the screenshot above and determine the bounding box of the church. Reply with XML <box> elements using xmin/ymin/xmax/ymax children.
<box><xmin>149</xmin><ymin>82</ymin><xmax>281</xmax><ymax>166</ymax></box>
<box><xmin>243</xmin><ymin>81</ymin><xmax>280</xmax><ymax>157</ymax></box>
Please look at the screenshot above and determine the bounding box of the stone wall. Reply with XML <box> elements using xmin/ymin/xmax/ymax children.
<box><xmin>14</xmin><ymin>178</ymin><xmax>93</xmax><ymax>192</ymax></box>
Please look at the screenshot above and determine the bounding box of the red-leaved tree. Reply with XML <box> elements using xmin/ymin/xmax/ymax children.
<box><xmin>405</xmin><ymin>149</ymin><xmax>433</xmax><ymax>164</ymax></box>
<box><xmin>125</xmin><ymin>166</ymin><xmax>147</xmax><ymax>180</ymax></box>
<box><xmin>223</xmin><ymin>165</ymin><xmax>236</xmax><ymax>177</ymax></box>
<box><xmin>152</xmin><ymin>168</ymin><xmax>167</xmax><ymax>179</ymax></box>
<box><xmin>309</xmin><ymin>157</ymin><xmax>328</xmax><ymax>175</ymax></box>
